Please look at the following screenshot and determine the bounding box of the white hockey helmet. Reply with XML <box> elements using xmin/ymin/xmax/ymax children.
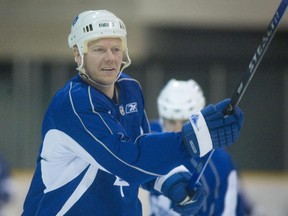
<box><xmin>68</xmin><ymin>10</ymin><xmax>131</xmax><ymax>79</ymax></box>
<box><xmin>68</xmin><ymin>10</ymin><xmax>127</xmax><ymax>54</ymax></box>
<box><xmin>157</xmin><ymin>79</ymin><xmax>206</xmax><ymax>120</ymax></box>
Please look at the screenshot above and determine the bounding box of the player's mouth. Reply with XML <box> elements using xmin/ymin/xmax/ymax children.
<box><xmin>101</xmin><ymin>67</ymin><xmax>116</xmax><ymax>72</ymax></box>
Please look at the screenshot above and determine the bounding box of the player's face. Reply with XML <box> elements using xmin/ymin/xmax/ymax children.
<box><xmin>84</xmin><ymin>38</ymin><xmax>123</xmax><ymax>86</ymax></box>
<box><xmin>163</xmin><ymin>118</ymin><xmax>187</xmax><ymax>132</ymax></box>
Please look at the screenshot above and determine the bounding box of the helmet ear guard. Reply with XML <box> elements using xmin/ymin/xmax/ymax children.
<box><xmin>157</xmin><ymin>79</ymin><xmax>206</xmax><ymax>120</ymax></box>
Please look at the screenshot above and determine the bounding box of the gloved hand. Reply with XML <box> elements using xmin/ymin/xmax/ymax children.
<box><xmin>154</xmin><ymin>166</ymin><xmax>205</xmax><ymax>215</ymax></box>
<box><xmin>182</xmin><ymin>98</ymin><xmax>244</xmax><ymax>157</ymax></box>
<box><xmin>172</xmin><ymin>182</ymin><xmax>205</xmax><ymax>216</ymax></box>
<box><xmin>160</xmin><ymin>171</ymin><xmax>192</xmax><ymax>204</ymax></box>
<box><xmin>154</xmin><ymin>166</ymin><xmax>192</xmax><ymax>204</ymax></box>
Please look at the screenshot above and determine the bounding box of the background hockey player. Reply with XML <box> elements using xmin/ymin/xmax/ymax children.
<box><xmin>149</xmin><ymin>79</ymin><xmax>252</xmax><ymax>215</ymax></box>
<box><xmin>22</xmin><ymin>10</ymin><xmax>244</xmax><ymax>216</ymax></box>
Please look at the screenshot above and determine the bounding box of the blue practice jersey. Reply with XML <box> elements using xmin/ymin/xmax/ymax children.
<box><xmin>149</xmin><ymin>120</ymin><xmax>246</xmax><ymax>216</ymax></box>
<box><xmin>22</xmin><ymin>74</ymin><xmax>191</xmax><ymax>216</ymax></box>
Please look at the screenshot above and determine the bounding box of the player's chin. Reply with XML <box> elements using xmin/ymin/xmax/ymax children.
<box><xmin>99</xmin><ymin>75</ymin><xmax>118</xmax><ymax>85</ymax></box>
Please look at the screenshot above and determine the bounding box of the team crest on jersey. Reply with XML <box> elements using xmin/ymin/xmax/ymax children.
<box><xmin>125</xmin><ymin>102</ymin><xmax>138</xmax><ymax>114</ymax></box>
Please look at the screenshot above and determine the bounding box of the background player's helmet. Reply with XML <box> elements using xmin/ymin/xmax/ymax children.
<box><xmin>68</xmin><ymin>10</ymin><xmax>131</xmax><ymax>74</ymax></box>
<box><xmin>157</xmin><ymin>79</ymin><xmax>206</xmax><ymax>120</ymax></box>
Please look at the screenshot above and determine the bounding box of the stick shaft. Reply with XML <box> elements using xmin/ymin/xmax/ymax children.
<box><xmin>188</xmin><ymin>0</ymin><xmax>288</xmax><ymax>191</ymax></box>
<box><xmin>225</xmin><ymin>0</ymin><xmax>288</xmax><ymax>114</ymax></box>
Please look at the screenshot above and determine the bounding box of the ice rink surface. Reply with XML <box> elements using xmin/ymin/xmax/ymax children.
<box><xmin>3</xmin><ymin>171</ymin><xmax>288</xmax><ymax>216</ymax></box>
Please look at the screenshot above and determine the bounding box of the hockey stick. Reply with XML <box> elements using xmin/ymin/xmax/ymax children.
<box><xmin>188</xmin><ymin>0</ymin><xmax>288</xmax><ymax>192</ymax></box>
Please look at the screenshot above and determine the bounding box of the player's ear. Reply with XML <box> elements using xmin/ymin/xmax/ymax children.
<box><xmin>73</xmin><ymin>46</ymin><xmax>81</xmax><ymax>65</ymax></box>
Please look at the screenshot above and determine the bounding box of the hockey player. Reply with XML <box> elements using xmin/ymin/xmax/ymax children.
<box><xmin>149</xmin><ymin>79</ymin><xmax>249</xmax><ymax>216</ymax></box>
<box><xmin>22</xmin><ymin>10</ymin><xmax>244</xmax><ymax>216</ymax></box>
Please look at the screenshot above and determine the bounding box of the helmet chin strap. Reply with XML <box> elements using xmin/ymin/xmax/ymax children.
<box><xmin>77</xmin><ymin>50</ymin><xmax>131</xmax><ymax>88</ymax></box>
<box><xmin>77</xmin><ymin>67</ymin><xmax>119</xmax><ymax>88</ymax></box>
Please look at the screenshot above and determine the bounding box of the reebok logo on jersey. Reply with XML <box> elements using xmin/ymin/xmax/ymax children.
<box><xmin>125</xmin><ymin>102</ymin><xmax>138</xmax><ymax>114</ymax></box>
<box><xmin>191</xmin><ymin>114</ymin><xmax>200</xmax><ymax>131</ymax></box>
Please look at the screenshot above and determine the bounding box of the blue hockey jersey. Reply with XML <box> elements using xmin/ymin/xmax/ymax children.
<box><xmin>22</xmin><ymin>74</ymin><xmax>190</xmax><ymax>216</ymax></box>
